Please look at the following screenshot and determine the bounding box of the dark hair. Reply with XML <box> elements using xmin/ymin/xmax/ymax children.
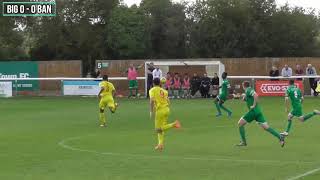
<box><xmin>289</xmin><ymin>79</ymin><xmax>295</xmax><ymax>85</ymax></box>
<box><xmin>153</xmin><ymin>78</ymin><xmax>160</xmax><ymax>86</ymax></box>
<box><xmin>102</xmin><ymin>75</ymin><xmax>108</xmax><ymax>81</ymax></box>
<box><xmin>243</xmin><ymin>81</ymin><xmax>250</xmax><ymax>88</ymax></box>
<box><xmin>222</xmin><ymin>72</ymin><xmax>228</xmax><ymax>79</ymax></box>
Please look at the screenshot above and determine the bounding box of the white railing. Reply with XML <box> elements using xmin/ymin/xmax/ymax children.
<box><xmin>0</xmin><ymin>76</ymin><xmax>319</xmax><ymax>97</ymax></box>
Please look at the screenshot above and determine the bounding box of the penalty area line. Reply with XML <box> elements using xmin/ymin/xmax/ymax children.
<box><xmin>58</xmin><ymin>135</ymin><xmax>315</xmax><ymax>165</ymax></box>
<box><xmin>287</xmin><ymin>167</ymin><xmax>320</xmax><ymax>180</ymax></box>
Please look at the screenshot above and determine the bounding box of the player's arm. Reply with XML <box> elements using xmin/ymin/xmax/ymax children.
<box><xmin>149</xmin><ymin>90</ymin><xmax>155</xmax><ymax>119</ymax></box>
<box><xmin>110</xmin><ymin>84</ymin><xmax>116</xmax><ymax>98</ymax></box>
<box><xmin>285</xmin><ymin>94</ymin><xmax>289</xmax><ymax>113</ymax></box>
<box><xmin>149</xmin><ymin>97</ymin><xmax>155</xmax><ymax>119</ymax></box>
<box><xmin>241</xmin><ymin>93</ymin><xmax>246</xmax><ymax>101</ymax></box>
<box><xmin>250</xmin><ymin>92</ymin><xmax>258</xmax><ymax>109</ymax></box>
<box><xmin>285</xmin><ymin>96</ymin><xmax>289</xmax><ymax>113</ymax></box>
<box><xmin>98</xmin><ymin>87</ymin><xmax>104</xmax><ymax>100</ymax></box>
<box><xmin>285</xmin><ymin>90</ymin><xmax>289</xmax><ymax>113</ymax></box>
<box><xmin>299</xmin><ymin>89</ymin><xmax>304</xmax><ymax>104</ymax></box>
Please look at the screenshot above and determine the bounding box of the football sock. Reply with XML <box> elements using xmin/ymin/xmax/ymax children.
<box><xmin>99</xmin><ymin>112</ymin><xmax>106</xmax><ymax>125</ymax></box>
<box><xmin>239</xmin><ymin>126</ymin><xmax>246</xmax><ymax>143</ymax></box>
<box><xmin>129</xmin><ymin>89</ymin><xmax>132</xmax><ymax>97</ymax></box>
<box><xmin>266</xmin><ymin>127</ymin><xmax>281</xmax><ymax>140</ymax></box>
<box><xmin>163</xmin><ymin>123</ymin><xmax>175</xmax><ymax>131</ymax></box>
<box><xmin>215</xmin><ymin>102</ymin><xmax>222</xmax><ymax>114</ymax></box>
<box><xmin>135</xmin><ymin>88</ymin><xmax>138</xmax><ymax>96</ymax></box>
<box><xmin>158</xmin><ymin>132</ymin><xmax>164</xmax><ymax>145</ymax></box>
<box><xmin>303</xmin><ymin>112</ymin><xmax>316</xmax><ymax>122</ymax></box>
<box><xmin>220</xmin><ymin>104</ymin><xmax>232</xmax><ymax>114</ymax></box>
<box><xmin>285</xmin><ymin>120</ymin><xmax>292</xmax><ymax>133</ymax></box>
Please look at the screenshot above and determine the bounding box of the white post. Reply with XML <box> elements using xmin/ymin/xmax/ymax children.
<box><xmin>144</xmin><ymin>61</ymin><xmax>148</xmax><ymax>97</ymax></box>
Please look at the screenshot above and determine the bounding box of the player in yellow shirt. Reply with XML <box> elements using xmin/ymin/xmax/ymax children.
<box><xmin>98</xmin><ymin>75</ymin><xmax>118</xmax><ymax>127</ymax></box>
<box><xmin>149</xmin><ymin>78</ymin><xmax>181</xmax><ymax>151</ymax></box>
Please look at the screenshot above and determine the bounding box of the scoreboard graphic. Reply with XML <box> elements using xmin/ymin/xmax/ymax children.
<box><xmin>2</xmin><ymin>0</ymin><xmax>56</xmax><ymax>16</ymax></box>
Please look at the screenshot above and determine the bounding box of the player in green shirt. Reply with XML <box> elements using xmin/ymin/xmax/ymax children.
<box><xmin>281</xmin><ymin>80</ymin><xmax>320</xmax><ymax>136</ymax></box>
<box><xmin>214</xmin><ymin>72</ymin><xmax>232</xmax><ymax>117</ymax></box>
<box><xmin>237</xmin><ymin>81</ymin><xmax>285</xmax><ymax>147</ymax></box>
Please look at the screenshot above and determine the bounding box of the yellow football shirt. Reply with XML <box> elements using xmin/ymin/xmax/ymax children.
<box><xmin>99</xmin><ymin>81</ymin><xmax>115</xmax><ymax>98</ymax></box>
<box><xmin>149</xmin><ymin>86</ymin><xmax>169</xmax><ymax>111</ymax></box>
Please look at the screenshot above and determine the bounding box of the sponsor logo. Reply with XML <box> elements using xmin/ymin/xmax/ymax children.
<box><xmin>79</xmin><ymin>86</ymin><xmax>93</xmax><ymax>89</ymax></box>
<box><xmin>0</xmin><ymin>73</ymin><xmax>30</xmax><ymax>78</ymax></box>
<box><xmin>260</xmin><ymin>83</ymin><xmax>300</xmax><ymax>94</ymax></box>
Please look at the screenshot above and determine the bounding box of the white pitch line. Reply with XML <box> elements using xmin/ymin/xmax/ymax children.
<box><xmin>287</xmin><ymin>167</ymin><xmax>320</xmax><ymax>180</ymax></box>
<box><xmin>58</xmin><ymin>135</ymin><xmax>315</xmax><ymax>165</ymax></box>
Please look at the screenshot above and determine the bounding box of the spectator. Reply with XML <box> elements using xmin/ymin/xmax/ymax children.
<box><xmin>152</xmin><ymin>66</ymin><xmax>162</xmax><ymax>80</ymax></box>
<box><xmin>165</xmin><ymin>72</ymin><xmax>173</xmax><ymax>97</ymax></box>
<box><xmin>269</xmin><ymin>66</ymin><xmax>279</xmax><ymax>81</ymax></box>
<box><xmin>295</xmin><ymin>64</ymin><xmax>304</xmax><ymax>81</ymax></box>
<box><xmin>173</xmin><ymin>73</ymin><xmax>182</xmax><ymax>98</ymax></box>
<box><xmin>146</xmin><ymin>63</ymin><xmax>155</xmax><ymax>98</ymax></box>
<box><xmin>91</xmin><ymin>69</ymin><xmax>101</xmax><ymax>78</ymax></box>
<box><xmin>127</xmin><ymin>64</ymin><xmax>138</xmax><ymax>98</ymax></box>
<box><xmin>190</xmin><ymin>73</ymin><xmax>201</xmax><ymax>97</ymax></box>
<box><xmin>200</xmin><ymin>73</ymin><xmax>211</xmax><ymax>98</ymax></box>
<box><xmin>211</xmin><ymin>73</ymin><xmax>220</xmax><ymax>98</ymax></box>
<box><xmin>281</xmin><ymin>64</ymin><xmax>292</xmax><ymax>77</ymax></box>
<box><xmin>182</xmin><ymin>73</ymin><xmax>191</xmax><ymax>98</ymax></box>
<box><xmin>306</xmin><ymin>64</ymin><xmax>318</xmax><ymax>96</ymax></box>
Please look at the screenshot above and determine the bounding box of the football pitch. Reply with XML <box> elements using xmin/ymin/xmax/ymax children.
<box><xmin>1</xmin><ymin>97</ymin><xmax>320</xmax><ymax>180</ymax></box>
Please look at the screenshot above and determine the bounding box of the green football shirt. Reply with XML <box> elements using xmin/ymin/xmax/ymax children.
<box><xmin>286</xmin><ymin>85</ymin><xmax>302</xmax><ymax>109</ymax></box>
<box><xmin>245</xmin><ymin>87</ymin><xmax>262</xmax><ymax>113</ymax></box>
<box><xmin>220</xmin><ymin>79</ymin><xmax>230</xmax><ymax>97</ymax></box>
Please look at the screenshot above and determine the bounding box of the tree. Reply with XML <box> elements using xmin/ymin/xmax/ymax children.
<box><xmin>141</xmin><ymin>0</ymin><xmax>187</xmax><ymax>58</ymax></box>
<box><xmin>106</xmin><ymin>5</ymin><xmax>151</xmax><ymax>59</ymax></box>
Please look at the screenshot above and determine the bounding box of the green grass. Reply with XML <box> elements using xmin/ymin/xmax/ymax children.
<box><xmin>1</xmin><ymin>97</ymin><xmax>320</xmax><ymax>180</ymax></box>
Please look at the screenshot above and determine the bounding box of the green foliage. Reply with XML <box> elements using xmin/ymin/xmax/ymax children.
<box><xmin>107</xmin><ymin>5</ymin><xmax>150</xmax><ymax>59</ymax></box>
<box><xmin>0</xmin><ymin>15</ymin><xmax>25</xmax><ymax>60</ymax></box>
<box><xmin>0</xmin><ymin>0</ymin><xmax>319</xmax><ymax>65</ymax></box>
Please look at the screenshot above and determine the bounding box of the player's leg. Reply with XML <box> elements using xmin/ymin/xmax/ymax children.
<box><xmin>214</xmin><ymin>96</ymin><xmax>222</xmax><ymax>116</ymax></box>
<box><xmin>99</xmin><ymin>99</ymin><xmax>107</xmax><ymax>127</ymax></box>
<box><xmin>173</xmin><ymin>88</ymin><xmax>177</xmax><ymax>98</ymax></box>
<box><xmin>155</xmin><ymin>110</ymin><xmax>165</xmax><ymax>150</ymax></box>
<box><xmin>257</xmin><ymin>113</ymin><xmax>285</xmax><ymax>147</ymax></box>
<box><xmin>299</xmin><ymin>110</ymin><xmax>320</xmax><ymax>122</ymax></box>
<box><xmin>219</xmin><ymin>98</ymin><xmax>232</xmax><ymax>117</ymax></box>
<box><xmin>182</xmin><ymin>88</ymin><xmax>186</xmax><ymax>98</ymax></box>
<box><xmin>281</xmin><ymin>113</ymin><xmax>294</xmax><ymax>136</ymax></box>
<box><xmin>237</xmin><ymin>118</ymin><xmax>248</xmax><ymax>146</ymax></box>
<box><xmin>108</xmin><ymin>98</ymin><xmax>118</xmax><ymax>113</ymax></box>
<box><xmin>178</xmin><ymin>87</ymin><xmax>182</xmax><ymax>98</ymax></box>
<box><xmin>134</xmin><ymin>80</ymin><xmax>138</xmax><ymax>97</ymax></box>
<box><xmin>171</xmin><ymin>87</ymin><xmax>175</xmax><ymax>98</ymax></box>
<box><xmin>161</xmin><ymin>108</ymin><xmax>181</xmax><ymax>131</ymax></box>
<box><xmin>128</xmin><ymin>80</ymin><xmax>133</xmax><ymax>98</ymax></box>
